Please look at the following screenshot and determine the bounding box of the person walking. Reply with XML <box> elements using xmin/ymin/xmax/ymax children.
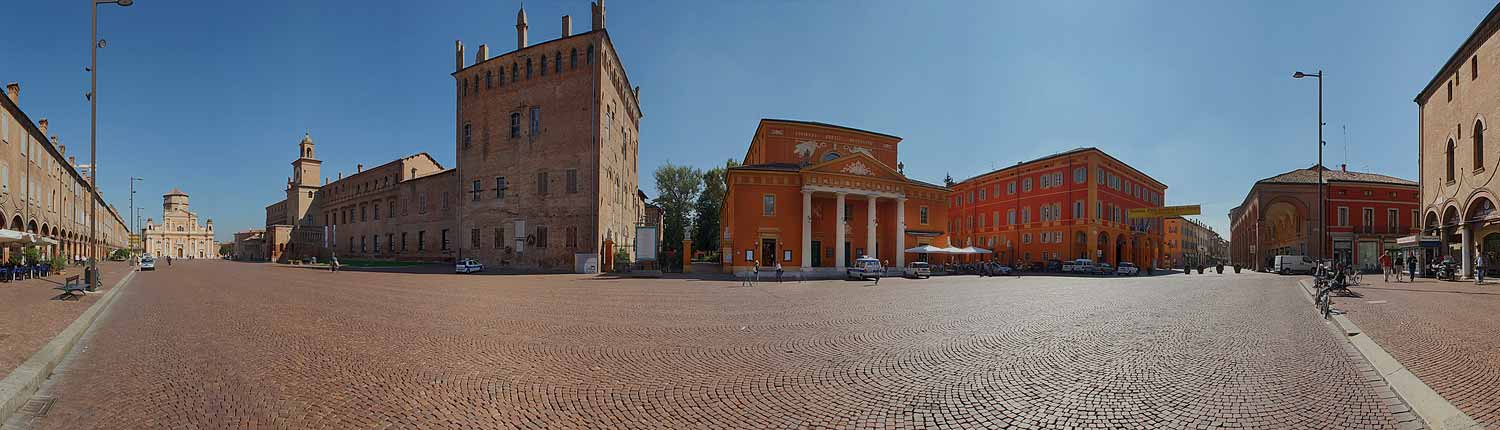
<box><xmin>751</xmin><ymin>259</ymin><xmax>760</xmax><ymax>285</ymax></box>
<box><xmin>1407</xmin><ymin>255</ymin><xmax>1418</xmax><ymax>283</ymax></box>
<box><xmin>774</xmin><ymin>261</ymin><xmax>784</xmax><ymax>283</ymax></box>
<box><xmin>1380</xmin><ymin>253</ymin><xmax>1392</xmax><ymax>283</ymax></box>
<box><xmin>1476</xmin><ymin>253</ymin><xmax>1487</xmax><ymax>285</ymax></box>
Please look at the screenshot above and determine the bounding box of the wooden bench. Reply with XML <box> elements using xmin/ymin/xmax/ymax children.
<box><xmin>55</xmin><ymin>275</ymin><xmax>87</xmax><ymax>301</ymax></box>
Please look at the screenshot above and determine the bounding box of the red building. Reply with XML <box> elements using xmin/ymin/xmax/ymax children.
<box><xmin>1229</xmin><ymin>165</ymin><xmax>1420</xmax><ymax>271</ymax></box>
<box><xmin>948</xmin><ymin>148</ymin><xmax>1167</xmax><ymax>269</ymax></box>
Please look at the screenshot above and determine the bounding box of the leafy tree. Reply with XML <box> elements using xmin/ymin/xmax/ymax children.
<box><xmin>653</xmin><ymin>163</ymin><xmax>703</xmax><ymax>253</ymax></box>
<box><xmin>692</xmin><ymin>165</ymin><xmax>728</xmax><ymax>253</ymax></box>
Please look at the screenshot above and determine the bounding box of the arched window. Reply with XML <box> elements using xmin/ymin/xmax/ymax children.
<box><xmin>498</xmin><ymin>68</ymin><xmax>504</xmax><ymax>86</ymax></box>
<box><xmin>526</xmin><ymin>58</ymin><xmax>533</xmax><ymax>79</ymax></box>
<box><xmin>1476</xmin><ymin>119</ymin><xmax>1486</xmax><ymax>171</ymax></box>
<box><xmin>463</xmin><ymin>123</ymin><xmax>473</xmax><ymax>148</ymax></box>
<box><xmin>587</xmin><ymin>45</ymin><xmax>595</xmax><ymax>64</ymax></box>
<box><xmin>511</xmin><ymin>63</ymin><xmax>517</xmax><ymax>82</ymax></box>
<box><xmin>554</xmin><ymin>52</ymin><xmax>561</xmax><ymax>74</ymax></box>
<box><xmin>570</xmin><ymin>48</ymin><xmax>578</xmax><ymax>69</ymax></box>
<box><xmin>1447</xmin><ymin>138</ymin><xmax>1457</xmax><ymax>181</ymax></box>
<box><xmin>539</xmin><ymin>56</ymin><xmax>546</xmax><ymax>76</ymax></box>
<box><xmin>485</xmin><ymin>70</ymin><xmax>492</xmax><ymax>89</ymax></box>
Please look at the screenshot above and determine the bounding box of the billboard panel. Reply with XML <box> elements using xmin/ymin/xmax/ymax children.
<box><xmin>635</xmin><ymin>226</ymin><xmax>658</xmax><ymax>261</ymax></box>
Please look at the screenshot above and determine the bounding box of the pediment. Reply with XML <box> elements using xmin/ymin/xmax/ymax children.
<box><xmin>804</xmin><ymin>152</ymin><xmax>905</xmax><ymax>181</ymax></box>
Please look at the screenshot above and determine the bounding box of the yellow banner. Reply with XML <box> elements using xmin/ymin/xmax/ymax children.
<box><xmin>1127</xmin><ymin>205</ymin><xmax>1201</xmax><ymax>218</ymax></box>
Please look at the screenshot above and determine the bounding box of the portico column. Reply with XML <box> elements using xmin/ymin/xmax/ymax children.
<box><xmin>835</xmin><ymin>192</ymin><xmax>847</xmax><ymax>269</ymax></box>
<box><xmin>896</xmin><ymin>197</ymin><xmax>907</xmax><ymax>268</ymax></box>
<box><xmin>866</xmin><ymin>195</ymin><xmax>878</xmax><ymax>260</ymax></box>
<box><xmin>801</xmin><ymin>190</ymin><xmax>812</xmax><ymax>269</ymax></box>
<box><xmin>1462</xmin><ymin>224</ymin><xmax>1473</xmax><ymax>278</ymax></box>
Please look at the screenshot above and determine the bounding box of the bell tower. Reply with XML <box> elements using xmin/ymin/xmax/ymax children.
<box><xmin>287</xmin><ymin>133</ymin><xmax>323</xmax><ymax>226</ymax></box>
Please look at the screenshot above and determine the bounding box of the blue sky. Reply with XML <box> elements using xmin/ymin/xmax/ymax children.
<box><xmin>1</xmin><ymin>0</ymin><xmax>1495</xmax><ymax>241</ymax></box>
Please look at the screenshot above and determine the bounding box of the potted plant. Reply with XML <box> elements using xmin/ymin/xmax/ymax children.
<box><xmin>51</xmin><ymin>254</ymin><xmax>68</xmax><ymax>275</ymax></box>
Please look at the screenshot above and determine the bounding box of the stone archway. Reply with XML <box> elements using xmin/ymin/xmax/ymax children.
<box><xmin>1097</xmin><ymin>231</ymin><xmax>1110</xmax><ymax>263</ymax></box>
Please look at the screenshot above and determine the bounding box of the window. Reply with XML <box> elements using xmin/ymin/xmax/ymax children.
<box><xmin>471</xmin><ymin>228</ymin><xmax>480</xmax><ymax>250</ymax></box>
<box><xmin>540</xmin><ymin>55</ymin><xmax>547</xmax><ymax>76</ymax></box>
<box><xmin>373</xmin><ymin>235</ymin><xmax>380</xmax><ymax>253</ymax></box>
<box><xmin>536</xmin><ymin>171</ymin><xmax>549</xmax><ymax>195</ymax></box>
<box><xmin>494</xmin><ymin>228</ymin><xmax>504</xmax><ymax>249</ymax></box>
<box><xmin>374</xmin><ymin>202</ymin><xmax>381</xmax><ymax>220</ymax></box>
<box><xmin>566</xmin><ymin>169</ymin><xmax>578</xmax><ymax>193</ymax></box>
<box><xmin>1040</xmin><ymin>174</ymin><xmax>1051</xmax><ymax>188</ymax></box>
<box><xmin>1073</xmin><ymin>200</ymin><xmax>1083</xmax><ymax>219</ymax></box>
<box><xmin>570</xmin><ymin>48</ymin><xmax>578</xmax><ymax>69</ymax></box>
<box><xmin>441</xmin><ymin>229</ymin><xmax>450</xmax><ymax>250</ymax></box>
<box><xmin>535</xmin><ymin>226</ymin><xmax>549</xmax><ymax>248</ymax></box>
<box><xmin>1477</xmin><ymin>119</ymin><xmax>1486</xmax><ymax>171</ymax></box>
<box><xmin>495</xmin><ymin>177</ymin><xmax>507</xmax><ymax>199</ymax></box>
<box><xmin>529</xmin><ymin>107</ymin><xmax>541</xmax><ymax>136</ymax></box>
<box><xmin>1007</xmin><ymin>209</ymin><xmax>1016</xmax><ymax>225</ymax></box>
<box><xmin>566</xmin><ymin>226</ymin><xmax>578</xmax><ymax>248</ymax></box>
<box><xmin>763</xmin><ymin>194</ymin><xmax>776</xmax><ymax>216</ymax></box>
<box><xmin>526</xmin><ymin>58</ymin><xmax>532</xmax><ymax>79</ymax></box>
<box><xmin>1007</xmin><ymin>182</ymin><xmax>1016</xmax><ymax>194</ymax></box>
<box><xmin>1022</xmin><ymin>207</ymin><xmax>1031</xmax><ymax>223</ymax></box>
<box><xmin>1449</xmin><ymin>80</ymin><xmax>1454</xmax><ymax>102</ymax></box>
<box><xmin>402</xmin><ymin>232</ymin><xmax>409</xmax><ymax>251</ymax></box>
<box><xmin>1096</xmin><ymin>201</ymin><xmax>1102</xmax><ymax>220</ymax></box>
<box><xmin>554</xmin><ymin>52</ymin><xmax>561</xmax><ymax>75</ymax></box>
<box><xmin>587</xmin><ymin>45</ymin><xmax>595</xmax><ymax>64</ymax></box>
<box><xmin>1022</xmin><ymin>233</ymin><xmax>1032</xmax><ymax>244</ymax></box>
<box><xmin>388</xmin><ymin>234</ymin><xmax>395</xmax><ymax>252</ymax></box>
<box><xmin>1474</xmin><ymin>55</ymin><xmax>1481</xmax><ymax>80</ymax></box>
<box><xmin>1</xmin><ymin>110</ymin><xmax>8</xmax><ymax>144</ymax></box>
<box><xmin>360</xmin><ymin>236</ymin><xmax>367</xmax><ymax>252</ymax></box>
<box><xmin>360</xmin><ymin>205</ymin><xmax>367</xmax><ymax>221</ymax></box>
<box><xmin>511</xmin><ymin>63</ymin><xmax>517</xmax><ymax>82</ymax></box>
<box><xmin>1447</xmin><ymin>138</ymin><xmax>1456</xmax><ymax>181</ymax></box>
<box><xmin>979</xmin><ymin>189</ymin><xmax>987</xmax><ymax>201</ymax></box>
<box><xmin>1022</xmin><ymin>178</ymin><xmax>1032</xmax><ymax>192</ymax></box>
<box><xmin>463</xmin><ymin>123</ymin><xmax>472</xmax><ymax>148</ymax></box>
<box><xmin>510</xmin><ymin>113</ymin><xmax>521</xmax><ymax>138</ymax></box>
<box><xmin>920</xmin><ymin>206</ymin><xmax>929</xmax><ymax>225</ymax></box>
<box><xmin>485</xmin><ymin>71</ymin><xmax>492</xmax><ymax>89</ymax></box>
<box><xmin>471</xmin><ymin>180</ymin><xmax>482</xmax><ymax>201</ymax></box>
<box><xmin>1337</xmin><ymin>207</ymin><xmax>1349</xmax><ymax>226</ymax></box>
<box><xmin>1388</xmin><ymin>209</ymin><xmax>1399</xmax><ymax>232</ymax></box>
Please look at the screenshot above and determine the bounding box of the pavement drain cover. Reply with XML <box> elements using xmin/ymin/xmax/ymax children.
<box><xmin>1365</xmin><ymin>300</ymin><xmax>1389</xmax><ymax>304</ymax></box>
<box><xmin>20</xmin><ymin>396</ymin><xmax>56</xmax><ymax>418</ymax></box>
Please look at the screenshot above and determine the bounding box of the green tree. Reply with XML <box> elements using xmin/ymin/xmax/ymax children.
<box><xmin>653</xmin><ymin>162</ymin><xmax>703</xmax><ymax>254</ymax></box>
<box><xmin>691</xmin><ymin>161</ymin><xmax>734</xmax><ymax>253</ymax></box>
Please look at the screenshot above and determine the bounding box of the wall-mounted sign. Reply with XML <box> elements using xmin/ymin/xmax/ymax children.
<box><xmin>1127</xmin><ymin>205</ymin><xmax>1202</xmax><ymax>218</ymax></box>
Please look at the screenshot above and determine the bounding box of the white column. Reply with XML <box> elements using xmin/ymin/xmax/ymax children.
<box><xmin>896</xmin><ymin>197</ymin><xmax>907</xmax><ymax>268</ymax></box>
<box><xmin>835</xmin><ymin>192</ymin><xmax>847</xmax><ymax>269</ymax></box>
<box><xmin>801</xmin><ymin>190</ymin><xmax>812</xmax><ymax>269</ymax></box>
<box><xmin>1462</xmin><ymin>224</ymin><xmax>1473</xmax><ymax>278</ymax></box>
<box><xmin>866</xmin><ymin>195</ymin><xmax>878</xmax><ymax>261</ymax></box>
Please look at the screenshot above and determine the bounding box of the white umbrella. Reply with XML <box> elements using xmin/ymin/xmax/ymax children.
<box><xmin>904</xmin><ymin>245</ymin><xmax>944</xmax><ymax>254</ymax></box>
<box><xmin>964</xmin><ymin>246</ymin><xmax>993</xmax><ymax>254</ymax></box>
<box><xmin>0</xmin><ymin>229</ymin><xmax>36</xmax><ymax>245</ymax></box>
<box><xmin>942</xmin><ymin>246</ymin><xmax>967</xmax><ymax>254</ymax></box>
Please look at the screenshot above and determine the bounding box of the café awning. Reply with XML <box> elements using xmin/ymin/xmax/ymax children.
<box><xmin>904</xmin><ymin>245</ymin><xmax>945</xmax><ymax>254</ymax></box>
<box><xmin>0</xmin><ymin>229</ymin><xmax>37</xmax><ymax>245</ymax></box>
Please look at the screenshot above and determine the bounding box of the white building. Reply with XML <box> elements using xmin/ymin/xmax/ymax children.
<box><xmin>143</xmin><ymin>188</ymin><xmax>215</xmax><ymax>258</ymax></box>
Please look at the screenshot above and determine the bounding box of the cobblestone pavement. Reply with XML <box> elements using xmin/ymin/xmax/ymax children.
<box><xmin>1338</xmin><ymin>275</ymin><xmax>1500</xmax><ymax>428</ymax></box>
<box><xmin>25</xmin><ymin>262</ymin><xmax>1408</xmax><ymax>429</ymax></box>
<box><xmin>0</xmin><ymin>261</ymin><xmax>131</xmax><ymax>378</ymax></box>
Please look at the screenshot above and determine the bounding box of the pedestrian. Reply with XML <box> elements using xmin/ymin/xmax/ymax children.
<box><xmin>1380</xmin><ymin>253</ymin><xmax>1392</xmax><ymax>283</ymax></box>
<box><xmin>775</xmin><ymin>261</ymin><xmax>783</xmax><ymax>283</ymax></box>
<box><xmin>330</xmin><ymin>255</ymin><xmax>341</xmax><ymax>272</ymax></box>
<box><xmin>751</xmin><ymin>259</ymin><xmax>760</xmax><ymax>284</ymax></box>
<box><xmin>1476</xmin><ymin>253</ymin><xmax>1487</xmax><ymax>285</ymax></box>
<box><xmin>1407</xmin><ymin>255</ymin><xmax>1417</xmax><ymax>282</ymax></box>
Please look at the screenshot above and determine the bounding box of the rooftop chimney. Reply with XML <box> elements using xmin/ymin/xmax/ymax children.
<box><xmin>591</xmin><ymin>0</ymin><xmax>606</xmax><ymax>30</ymax></box>
<box><xmin>1341</xmin><ymin>164</ymin><xmax>1347</xmax><ymax>172</ymax></box>
<box><xmin>476</xmin><ymin>44</ymin><xmax>488</xmax><ymax>63</ymax></box>
<box><xmin>69</xmin><ymin>156</ymin><xmax>76</xmax><ymax>166</ymax></box>
<box><xmin>338</xmin><ymin>172</ymin><xmax>343</xmax><ymax>180</ymax></box>
<box><xmin>562</xmin><ymin>15</ymin><xmax>572</xmax><ymax>37</ymax></box>
<box><xmin>357</xmin><ymin>164</ymin><xmax>364</xmax><ymax>173</ymax></box>
<box><xmin>455</xmin><ymin>40</ymin><xmax>465</xmax><ymax>72</ymax></box>
<box><xmin>5</xmin><ymin>83</ymin><xmax>17</xmax><ymax>104</ymax></box>
<box><xmin>38</xmin><ymin>119</ymin><xmax>48</xmax><ymax>135</ymax></box>
<box><xmin>516</xmin><ymin>6</ymin><xmax>529</xmax><ymax>50</ymax></box>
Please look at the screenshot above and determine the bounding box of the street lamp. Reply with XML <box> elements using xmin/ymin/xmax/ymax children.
<box><xmin>129</xmin><ymin>176</ymin><xmax>143</xmax><ymax>237</ymax></box>
<box><xmin>1293</xmin><ymin>69</ymin><xmax>1324</xmax><ymax>262</ymax></box>
<box><xmin>90</xmin><ymin>0</ymin><xmax>132</xmax><ymax>271</ymax></box>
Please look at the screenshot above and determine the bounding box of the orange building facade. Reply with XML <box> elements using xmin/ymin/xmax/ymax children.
<box><xmin>720</xmin><ymin>119</ymin><xmax>950</xmax><ymax>273</ymax></box>
<box><xmin>948</xmin><ymin>148</ymin><xmax>1167</xmax><ymax>269</ymax></box>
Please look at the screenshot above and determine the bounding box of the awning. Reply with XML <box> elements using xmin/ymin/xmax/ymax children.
<box><xmin>960</xmin><ymin>246</ymin><xmax>993</xmax><ymax>254</ymax></box>
<box><xmin>940</xmin><ymin>246</ymin><xmax>966</xmax><ymax>254</ymax></box>
<box><xmin>36</xmin><ymin>237</ymin><xmax>59</xmax><ymax>246</ymax></box>
<box><xmin>1396</xmin><ymin>235</ymin><xmax>1441</xmax><ymax>249</ymax></box>
<box><xmin>0</xmin><ymin>229</ymin><xmax>37</xmax><ymax>245</ymax></box>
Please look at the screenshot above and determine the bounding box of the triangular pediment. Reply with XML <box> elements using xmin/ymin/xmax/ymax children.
<box><xmin>804</xmin><ymin>152</ymin><xmax>906</xmax><ymax>182</ymax></box>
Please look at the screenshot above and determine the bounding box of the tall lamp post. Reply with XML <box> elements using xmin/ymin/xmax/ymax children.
<box><xmin>129</xmin><ymin>176</ymin><xmax>142</xmax><ymax>252</ymax></box>
<box><xmin>89</xmin><ymin>0</ymin><xmax>133</xmax><ymax>269</ymax></box>
<box><xmin>1293</xmin><ymin>70</ymin><xmax>1324</xmax><ymax>262</ymax></box>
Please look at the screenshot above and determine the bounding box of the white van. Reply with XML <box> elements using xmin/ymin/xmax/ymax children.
<box><xmin>1273</xmin><ymin>255</ymin><xmax>1316</xmax><ymax>275</ymax></box>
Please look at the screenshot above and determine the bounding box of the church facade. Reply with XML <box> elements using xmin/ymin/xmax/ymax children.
<box><xmin>143</xmin><ymin>188</ymin><xmax>216</xmax><ymax>259</ymax></box>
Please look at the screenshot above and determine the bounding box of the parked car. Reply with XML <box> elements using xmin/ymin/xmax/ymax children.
<box><xmin>1273</xmin><ymin>255</ymin><xmax>1316</xmax><ymax>275</ymax></box>
<box><xmin>988</xmin><ymin>262</ymin><xmax>1013</xmax><ymax>276</ymax></box>
<box><xmin>140</xmin><ymin>258</ymin><xmax>156</xmax><ymax>271</ymax></box>
<box><xmin>1067</xmin><ymin>259</ymin><xmax>1096</xmax><ymax>274</ymax></box>
<box><xmin>1044</xmin><ymin>259</ymin><xmax>1063</xmax><ymax>272</ymax></box>
<box><xmin>455</xmin><ymin>258</ymin><xmax>484</xmax><ymax>274</ymax></box>
<box><xmin>1094</xmin><ymin>263</ymin><xmax>1114</xmax><ymax>275</ymax></box>
<box><xmin>904</xmin><ymin>261</ymin><xmax>931</xmax><ymax>279</ymax></box>
<box><xmin>847</xmin><ymin>256</ymin><xmax>883</xmax><ymax>280</ymax></box>
<box><xmin>1116</xmin><ymin>262</ymin><xmax>1139</xmax><ymax>276</ymax></box>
